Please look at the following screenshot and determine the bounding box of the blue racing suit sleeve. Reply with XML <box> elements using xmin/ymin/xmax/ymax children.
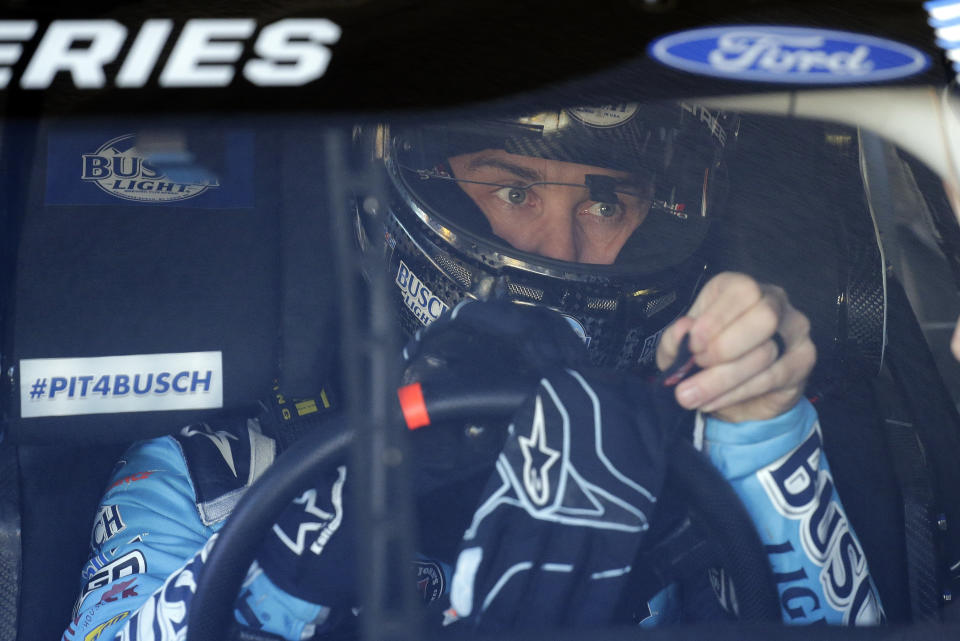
<box><xmin>63</xmin><ymin>435</ymin><xmax>329</xmax><ymax>641</ymax></box>
<box><xmin>702</xmin><ymin>398</ymin><xmax>885</xmax><ymax>625</ymax></box>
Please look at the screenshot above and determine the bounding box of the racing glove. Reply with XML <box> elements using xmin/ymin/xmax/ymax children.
<box><xmin>401</xmin><ymin>299</ymin><xmax>591</xmax><ymax>382</ymax></box>
<box><xmin>253</xmin><ymin>453</ymin><xmax>451</xmax><ymax>622</ymax></box>
<box><xmin>401</xmin><ymin>300</ymin><xmax>597</xmax><ymax>561</ymax></box>
<box><xmin>255</xmin><ymin>463</ymin><xmax>359</xmax><ymax>610</ymax></box>
<box><xmin>441</xmin><ymin>367</ymin><xmax>671</xmax><ymax>633</ymax></box>
<box><xmin>255</xmin><ymin>300</ymin><xmax>590</xmax><ymax>613</ymax></box>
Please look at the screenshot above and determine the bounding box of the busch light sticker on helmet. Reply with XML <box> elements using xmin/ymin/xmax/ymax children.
<box><xmin>19</xmin><ymin>351</ymin><xmax>223</xmax><ymax>418</ymax></box>
<box><xmin>648</xmin><ymin>26</ymin><xmax>929</xmax><ymax>84</ymax></box>
<box><xmin>44</xmin><ymin>128</ymin><xmax>254</xmax><ymax>207</ymax></box>
<box><xmin>396</xmin><ymin>260</ymin><xmax>449</xmax><ymax>326</ymax></box>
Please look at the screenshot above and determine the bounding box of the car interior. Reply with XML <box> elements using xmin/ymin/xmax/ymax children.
<box><xmin>4</xmin><ymin>3</ymin><xmax>960</xmax><ymax>641</ymax></box>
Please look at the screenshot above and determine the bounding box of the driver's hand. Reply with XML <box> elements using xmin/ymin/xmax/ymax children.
<box><xmin>256</xmin><ymin>465</ymin><xmax>359</xmax><ymax>609</ymax></box>
<box><xmin>655</xmin><ymin>272</ymin><xmax>816</xmax><ymax>423</ymax></box>
<box><xmin>443</xmin><ymin>368</ymin><xmax>667</xmax><ymax>633</ymax></box>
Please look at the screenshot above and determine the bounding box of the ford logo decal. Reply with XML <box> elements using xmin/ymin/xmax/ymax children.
<box><xmin>648</xmin><ymin>26</ymin><xmax>929</xmax><ymax>83</ymax></box>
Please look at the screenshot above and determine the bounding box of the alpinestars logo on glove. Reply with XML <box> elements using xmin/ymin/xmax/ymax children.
<box><xmin>467</xmin><ymin>372</ymin><xmax>654</xmax><ymax>536</ymax></box>
<box><xmin>519</xmin><ymin>395</ymin><xmax>561</xmax><ymax>506</ymax></box>
<box><xmin>273</xmin><ymin>465</ymin><xmax>346</xmax><ymax>556</ymax></box>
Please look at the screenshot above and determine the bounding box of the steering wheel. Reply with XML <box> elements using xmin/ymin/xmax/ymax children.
<box><xmin>185</xmin><ymin>382</ymin><xmax>781</xmax><ymax>641</ymax></box>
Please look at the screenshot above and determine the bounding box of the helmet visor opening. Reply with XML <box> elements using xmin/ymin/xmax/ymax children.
<box><xmin>388</xmin><ymin>101</ymin><xmax>730</xmax><ymax>277</ymax></box>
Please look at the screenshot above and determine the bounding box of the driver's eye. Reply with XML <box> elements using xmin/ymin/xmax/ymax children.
<box><xmin>494</xmin><ymin>186</ymin><xmax>528</xmax><ymax>205</ymax></box>
<box><xmin>583</xmin><ymin>201</ymin><xmax>623</xmax><ymax>218</ymax></box>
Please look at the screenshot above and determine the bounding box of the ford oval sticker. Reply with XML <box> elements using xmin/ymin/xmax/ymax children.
<box><xmin>648</xmin><ymin>26</ymin><xmax>929</xmax><ymax>84</ymax></box>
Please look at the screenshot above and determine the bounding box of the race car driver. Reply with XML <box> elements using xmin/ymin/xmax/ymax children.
<box><xmin>63</xmin><ymin>101</ymin><xmax>884</xmax><ymax>641</ymax></box>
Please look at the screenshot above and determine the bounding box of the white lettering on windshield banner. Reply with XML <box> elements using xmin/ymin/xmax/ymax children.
<box><xmin>0</xmin><ymin>18</ymin><xmax>341</xmax><ymax>90</ymax></box>
<box><xmin>19</xmin><ymin>351</ymin><xmax>223</xmax><ymax>418</ymax></box>
<box><xmin>648</xmin><ymin>26</ymin><xmax>928</xmax><ymax>84</ymax></box>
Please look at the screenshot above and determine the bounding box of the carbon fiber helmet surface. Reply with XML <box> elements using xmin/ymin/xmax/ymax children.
<box><xmin>355</xmin><ymin>101</ymin><xmax>737</xmax><ymax>373</ymax></box>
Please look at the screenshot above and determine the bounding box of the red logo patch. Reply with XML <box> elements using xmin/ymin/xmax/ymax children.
<box><xmin>108</xmin><ymin>470</ymin><xmax>156</xmax><ymax>491</ymax></box>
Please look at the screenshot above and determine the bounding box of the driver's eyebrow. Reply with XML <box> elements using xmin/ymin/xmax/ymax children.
<box><xmin>466</xmin><ymin>156</ymin><xmax>543</xmax><ymax>183</ymax></box>
<box><xmin>466</xmin><ymin>154</ymin><xmax>646</xmax><ymax>196</ymax></box>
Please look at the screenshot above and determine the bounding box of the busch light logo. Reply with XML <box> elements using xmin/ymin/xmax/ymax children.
<box><xmin>758</xmin><ymin>423</ymin><xmax>884</xmax><ymax>624</ymax></box>
<box><xmin>648</xmin><ymin>26</ymin><xmax>928</xmax><ymax>83</ymax></box>
<box><xmin>81</xmin><ymin>134</ymin><xmax>219</xmax><ymax>202</ymax></box>
<box><xmin>396</xmin><ymin>260</ymin><xmax>449</xmax><ymax>326</ymax></box>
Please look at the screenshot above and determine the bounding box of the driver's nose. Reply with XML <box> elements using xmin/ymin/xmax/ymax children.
<box><xmin>527</xmin><ymin>200</ymin><xmax>577</xmax><ymax>262</ymax></box>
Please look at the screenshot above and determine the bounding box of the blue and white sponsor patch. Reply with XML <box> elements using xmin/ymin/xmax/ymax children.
<box><xmin>45</xmin><ymin>129</ymin><xmax>255</xmax><ymax>207</ymax></box>
<box><xmin>77</xmin><ymin>550</ymin><xmax>147</xmax><ymax>611</ymax></box>
<box><xmin>396</xmin><ymin>260</ymin><xmax>449</xmax><ymax>326</ymax></box>
<box><xmin>92</xmin><ymin>504</ymin><xmax>126</xmax><ymax>547</ymax></box>
<box><xmin>19</xmin><ymin>351</ymin><xmax>223</xmax><ymax>418</ymax></box>
<box><xmin>648</xmin><ymin>26</ymin><xmax>929</xmax><ymax>84</ymax></box>
<box><xmin>755</xmin><ymin>422</ymin><xmax>883</xmax><ymax>624</ymax></box>
<box><xmin>414</xmin><ymin>560</ymin><xmax>446</xmax><ymax>604</ymax></box>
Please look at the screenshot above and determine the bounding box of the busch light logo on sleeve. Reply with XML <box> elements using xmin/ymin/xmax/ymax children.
<box><xmin>648</xmin><ymin>26</ymin><xmax>928</xmax><ymax>84</ymax></box>
<box><xmin>81</xmin><ymin>134</ymin><xmax>217</xmax><ymax>202</ymax></box>
<box><xmin>757</xmin><ymin>423</ymin><xmax>884</xmax><ymax>624</ymax></box>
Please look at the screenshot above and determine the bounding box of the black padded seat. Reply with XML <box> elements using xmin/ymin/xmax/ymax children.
<box><xmin>1</xmin><ymin>119</ymin><xmax>337</xmax><ymax>641</ymax></box>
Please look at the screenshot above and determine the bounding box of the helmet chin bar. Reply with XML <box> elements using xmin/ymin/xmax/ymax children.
<box><xmin>380</xmin><ymin>200</ymin><xmax>707</xmax><ymax>375</ymax></box>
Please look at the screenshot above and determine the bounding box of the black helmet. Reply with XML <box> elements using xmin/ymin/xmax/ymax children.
<box><xmin>355</xmin><ymin>101</ymin><xmax>736</xmax><ymax>373</ymax></box>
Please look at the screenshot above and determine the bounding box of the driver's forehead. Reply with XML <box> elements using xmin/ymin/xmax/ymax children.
<box><xmin>448</xmin><ymin>148</ymin><xmax>637</xmax><ymax>185</ymax></box>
